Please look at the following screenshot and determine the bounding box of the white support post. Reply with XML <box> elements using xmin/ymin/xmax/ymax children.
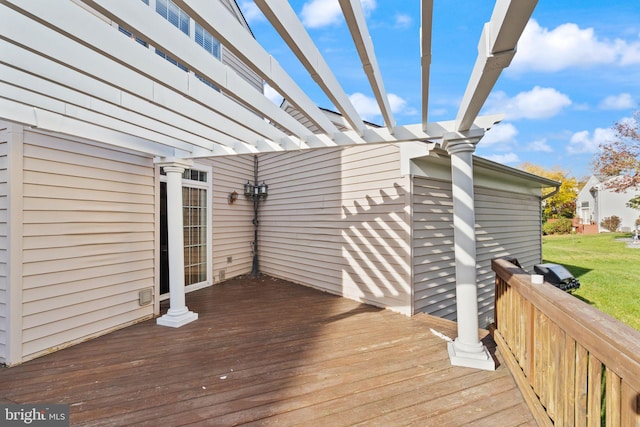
<box><xmin>156</xmin><ymin>160</ymin><xmax>198</xmax><ymax>328</ymax></box>
<box><xmin>443</xmin><ymin>135</ymin><xmax>495</xmax><ymax>370</ymax></box>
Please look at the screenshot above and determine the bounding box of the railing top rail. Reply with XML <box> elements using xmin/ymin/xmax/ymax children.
<box><xmin>492</xmin><ymin>257</ymin><xmax>640</xmax><ymax>390</ymax></box>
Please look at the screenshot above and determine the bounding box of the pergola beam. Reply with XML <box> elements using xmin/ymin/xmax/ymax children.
<box><xmin>253</xmin><ymin>0</ymin><xmax>367</xmax><ymax>136</ymax></box>
<box><xmin>339</xmin><ymin>0</ymin><xmax>396</xmax><ymax>131</ymax></box>
<box><xmin>455</xmin><ymin>0</ymin><xmax>537</xmax><ymax>131</ymax></box>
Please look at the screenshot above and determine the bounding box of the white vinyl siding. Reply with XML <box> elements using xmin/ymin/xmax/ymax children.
<box><xmin>202</xmin><ymin>156</ymin><xmax>255</xmax><ymax>282</ymax></box>
<box><xmin>412</xmin><ymin>177</ymin><xmax>456</xmax><ymax>320</ymax></box>
<box><xmin>413</xmin><ymin>177</ymin><xmax>543</xmax><ymax>327</ymax></box>
<box><xmin>221</xmin><ymin>48</ymin><xmax>263</xmax><ymax>93</ymax></box>
<box><xmin>0</xmin><ymin>125</ymin><xmax>8</xmax><ymax>364</ymax></box>
<box><xmin>258</xmin><ymin>145</ymin><xmax>413</xmax><ymax>315</ymax></box>
<box><xmin>475</xmin><ymin>187</ymin><xmax>542</xmax><ymax>327</ymax></box>
<box><xmin>20</xmin><ymin>130</ymin><xmax>156</xmax><ymax>361</ymax></box>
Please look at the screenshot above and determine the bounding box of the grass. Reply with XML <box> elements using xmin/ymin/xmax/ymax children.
<box><xmin>542</xmin><ymin>232</ymin><xmax>640</xmax><ymax>331</ymax></box>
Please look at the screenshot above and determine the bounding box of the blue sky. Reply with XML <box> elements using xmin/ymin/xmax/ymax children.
<box><xmin>238</xmin><ymin>1</ymin><xmax>640</xmax><ymax>179</ymax></box>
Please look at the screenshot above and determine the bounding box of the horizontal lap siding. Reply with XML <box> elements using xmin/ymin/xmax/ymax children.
<box><xmin>0</xmin><ymin>126</ymin><xmax>7</xmax><ymax>364</ymax></box>
<box><xmin>412</xmin><ymin>178</ymin><xmax>456</xmax><ymax>320</ymax></box>
<box><xmin>413</xmin><ymin>178</ymin><xmax>542</xmax><ymax>327</ymax></box>
<box><xmin>259</xmin><ymin>145</ymin><xmax>412</xmax><ymax>315</ymax></box>
<box><xmin>475</xmin><ymin>187</ymin><xmax>542</xmax><ymax>327</ymax></box>
<box><xmin>21</xmin><ymin>131</ymin><xmax>156</xmax><ymax>360</ymax></box>
<box><xmin>202</xmin><ymin>156</ymin><xmax>255</xmax><ymax>281</ymax></box>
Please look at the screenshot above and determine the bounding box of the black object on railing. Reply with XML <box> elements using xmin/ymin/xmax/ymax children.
<box><xmin>533</xmin><ymin>263</ymin><xmax>581</xmax><ymax>292</ymax></box>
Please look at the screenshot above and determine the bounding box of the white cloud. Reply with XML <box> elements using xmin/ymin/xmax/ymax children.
<box><xmin>301</xmin><ymin>0</ymin><xmax>376</xmax><ymax>29</ymax></box>
<box><xmin>482</xmin><ymin>153</ymin><xmax>520</xmax><ymax>164</ymax></box>
<box><xmin>349</xmin><ymin>92</ymin><xmax>415</xmax><ymax>122</ymax></box>
<box><xmin>568</xmin><ymin>127</ymin><xmax>616</xmax><ymax>154</ymax></box>
<box><xmin>527</xmin><ymin>138</ymin><xmax>553</xmax><ymax>153</ymax></box>
<box><xmin>599</xmin><ymin>93</ymin><xmax>636</xmax><ymax>110</ymax></box>
<box><xmin>349</xmin><ymin>93</ymin><xmax>381</xmax><ymax>121</ymax></box>
<box><xmin>239</xmin><ymin>1</ymin><xmax>265</xmax><ymax>24</ymax></box>
<box><xmin>264</xmin><ymin>84</ymin><xmax>283</xmax><ymax>106</ymax></box>
<box><xmin>394</xmin><ymin>13</ymin><xmax>412</xmax><ymax>29</ymax></box>
<box><xmin>480</xmin><ymin>123</ymin><xmax>518</xmax><ymax>147</ymax></box>
<box><xmin>486</xmin><ymin>87</ymin><xmax>571</xmax><ymax>120</ymax></box>
<box><xmin>510</xmin><ymin>19</ymin><xmax>640</xmax><ymax>72</ymax></box>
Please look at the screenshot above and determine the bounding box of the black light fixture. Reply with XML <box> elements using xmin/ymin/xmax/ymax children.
<box><xmin>244</xmin><ymin>180</ymin><xmax>268</xmax><ymax>200</ymax></box>
<box><xmin>244</xmin><ymin>181</ymin><xmax>253</xmax><ymax>198</ymax></box>
<box><xmin>259</xmin><ymin>181</ymin><xmax>268</xmax><ymax>197</ymax></box>
<box><xmin>245</xmin><ymin>156</ymin><xmax>268</xmax><ymax>277</ymax></box>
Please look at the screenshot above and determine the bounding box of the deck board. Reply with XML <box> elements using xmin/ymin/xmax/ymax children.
<box><xmin>0</xmin><ymin>276</ymin><xmax>536</xmax><ymax>426</ymax></box>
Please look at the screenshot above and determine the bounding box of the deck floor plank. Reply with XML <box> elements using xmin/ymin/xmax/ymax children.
<box><xmin>0</xmin><ymin>276</ymin><xmax>535</xmax><ymax>426</ymax></box>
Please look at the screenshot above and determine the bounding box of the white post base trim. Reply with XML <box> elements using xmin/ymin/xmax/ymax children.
<box><xmin>156</xmin><ymin>310</ymin><xmax>198</xmax><ymax>328</ymax></box>
<box><xmin>447</xmin><ymin>340</ymin><xmax>496</xmax><ymax>371</ymax></box>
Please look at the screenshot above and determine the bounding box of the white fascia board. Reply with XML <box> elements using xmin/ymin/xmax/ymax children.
<box><xmin>455</xmin><ymin>0</ymin><xmax>537</xmax><ymax>131</ymax></box>
<box><xmin>1</xmin><ymin>1</ymin><xmax>291</xmax><ymax>149</ymax></box>
<box><xmin>80</xmin><ymin>0</ymin><xmax>319</xmax><ymax>143</ymax></box>
<box><xmin>421</xmin><ymin>0</ymin><xmax>434</xmax><ymax>128</ymax></box>
<box><xmin>253</xmin><ymin>0</ymin><xmax>367</xmax><ymax>137</ymax></box>
<box><xmin>174</xmin><ymin>0</ymin><xmax>344</xmax><ymax>141</ymax></box>
<box><xmin>339</xmin><ymin>0</ymin><xmax>396</xmax><ymax>131</ymax></box>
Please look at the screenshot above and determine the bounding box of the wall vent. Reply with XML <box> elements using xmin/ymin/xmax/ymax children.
<box><xmin>139</xmin><ymin>288</ymin><xmax>153</xmax><ymax>306</ymax></box>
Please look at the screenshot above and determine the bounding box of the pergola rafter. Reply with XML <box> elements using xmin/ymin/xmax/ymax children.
<box><xmin>421</xmin><ymin>0</ymin><xmax>434</xmax><ymax>129</ymax></box>
<box><xmin>456</xmin><ymin>0</ymin><xmax>538</xmax><ymax>131</ymax></box>
<box><xmin>339</xmin><ymin>0</ymin><xmax>396</xmax><ymax>132</ymax></box>
<box><xmin>172</xmin><ymin>0</ymin><xmax>348</xmax><ymax>145</ymax></box>
<box><xmin>0</xmin><ymin>0</ymin><xmax>534</xmax><ymax>160</ymax></box>
<box><xmin>252</xmin><ymin>0</ymin><xmax>367</xmax><ymax>137</ymax></box>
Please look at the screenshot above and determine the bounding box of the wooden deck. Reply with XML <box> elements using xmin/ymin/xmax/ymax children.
<box><xmin>0</xmin><ymin>276</ymin><xmax>536</xmax><ymax>426</ymax></box>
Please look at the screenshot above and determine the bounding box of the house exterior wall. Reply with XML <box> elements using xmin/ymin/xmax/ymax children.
<box><xmin>257</xmin><ymin>144</ymin><xmax>413</xmax><ymax>315</ymax></box>
<box><xmin>412</xmin><ymin>158</ymin><xmax>543</xmax><ymax>328</ymax></box>
<box><xmin>199</xmin><ymin>155</ymin><xmax>255</xmax><ymax>282</ymax></box>
<box><xmin>576</xmin><ymin>176</ymin><xmax>640</xmax><ymax>232</ymax></box>
<box><xmin>0</xmin><ymin>124</ymin><xmax>8</xmax><ymax>364</ymax></box>
<box><xmin>15</xmin><ymin>129</ymin><xmax>157</xmax><ymax>363</ymax></box>
<box><xmin>576</xmin><ymin>175</ymin><xmax>600</xmax><ymax>226</ymax></box>
<box><xmin>474</xmin><ymin>186</ymin><xmax>543</xmax><ymax>325</ymax></box>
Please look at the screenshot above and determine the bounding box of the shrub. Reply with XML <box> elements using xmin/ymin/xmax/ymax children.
<box><xmin>542</xmin><ymin>218</ymin><xmax>573</xmax><ymax>235</ymax></box>
<box><xmin>600</xmin><ymin>216</ymin><xmax>621</xmax><ymax>232</ymax></box>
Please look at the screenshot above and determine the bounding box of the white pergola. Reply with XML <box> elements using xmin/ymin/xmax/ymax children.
<box><xmin>0</xmin><ymin>0</ymin><xmax>538</xmax><ymax>370</ymax></box>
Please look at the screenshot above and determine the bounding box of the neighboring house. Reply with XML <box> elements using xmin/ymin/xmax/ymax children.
<box><xmin>576</xmin><ymin>175</ymin><xmax>640</xmax><ymax>232</ymax></box>
<box><xmin>0</xmin><ymin>0</ymin><xmax>544</xmax><ymax>370</ymax></box>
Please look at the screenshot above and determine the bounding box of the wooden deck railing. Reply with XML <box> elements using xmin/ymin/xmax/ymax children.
<box><xmin>491</xmin><ymin>258</ymin><xmax>640</xmax><ymax>426</ymax></box>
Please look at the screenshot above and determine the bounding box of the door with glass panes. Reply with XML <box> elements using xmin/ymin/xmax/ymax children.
<box><xmin>160</xmin><ymin>166</ymin><xmax>212</xmax><ymax>296</ymax></box>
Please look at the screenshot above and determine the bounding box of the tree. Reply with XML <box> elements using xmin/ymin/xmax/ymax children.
<box><xmin>593</xmin><ymin>111</ymin><xmax>640</xmax><ymax>192</ymax></box>
<box><xmin>627</xmin><ymin>195</ymin><xmax>640</xmax><ymax>210</ymax></box>
<box><xmin>600</xmin><ymin>216</ymin><xmax>621</xmax><ymax>232</ymax></box>
<box><xmin>519</xmin><ymin>163</ymin><xmax>579</xmax><ymax>221</ymax></box>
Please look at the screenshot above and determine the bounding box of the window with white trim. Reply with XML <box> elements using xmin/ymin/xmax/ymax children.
<box><xmin>156</xmin><ymin>0</ymin><xmax>189</xmax><ymax>35</ymax></box>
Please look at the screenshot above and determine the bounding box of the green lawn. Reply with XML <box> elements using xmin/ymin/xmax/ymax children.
<box><xmin>542</xmin><ymin>232</ymin><xmax>640</xmax><ymax>331</ymax></box>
